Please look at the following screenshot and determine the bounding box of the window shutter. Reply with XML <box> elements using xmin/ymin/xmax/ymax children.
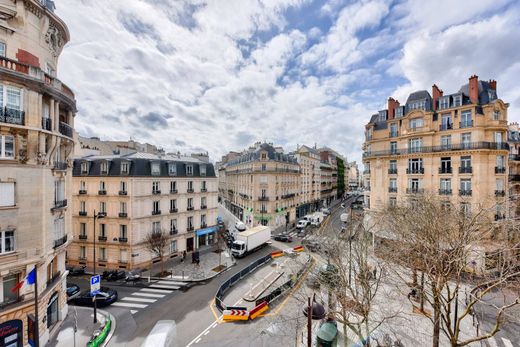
<box><xmin>0</xmin><ymin>182</ymin><xmax>15</xmax><ymax>207</ymax></box>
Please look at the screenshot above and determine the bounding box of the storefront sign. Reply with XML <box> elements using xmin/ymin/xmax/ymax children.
<box><xmin>0</xmin><ymin>319</ymin><xmax>23</xmax><ymax>347</ymax></box>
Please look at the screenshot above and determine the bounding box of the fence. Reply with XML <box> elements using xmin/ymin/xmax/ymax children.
<box><xmin>215</xmin><ymin>253</ymin><xmax>273</xmax><ymax>312</ymax></box>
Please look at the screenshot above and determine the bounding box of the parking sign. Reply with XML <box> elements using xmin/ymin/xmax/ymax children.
<box><xmin>90</xmin><ymin>275</ymin><xmax>100</xmax><ymax>294</ymax></box>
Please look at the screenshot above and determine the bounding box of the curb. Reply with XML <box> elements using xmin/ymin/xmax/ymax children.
<box><xmin>100</xmin><ymin>309</ymin><xmax>116</xmax><ymax>347</ymax></box>
<box><xmin>151</xmin><ymin>261</ymin><xmax>238</xmax><ymax>283</ymax></box>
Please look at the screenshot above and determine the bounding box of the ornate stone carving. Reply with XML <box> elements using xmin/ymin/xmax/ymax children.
<box><xmin>45</xmin><ymin>24</ymin><xmax>64</xmax><ymax>57</ymax></box>
<box><xmin>18</xmin><ymin>149</ymin><xmax>28</xmax><ymax>163</ymax></box>
<box><xmin>36</xmin><ymin>151</ymin><xmax>47</xmax><ymax>165</ymax></box>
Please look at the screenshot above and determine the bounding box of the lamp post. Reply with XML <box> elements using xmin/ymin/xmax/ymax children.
<box><xmin>340</xmin><ymin>211</ymin><xmax>351</xmax><ymax>284</ymax></box>
<box><xmin>92</xmin><ymin>209</ymin><xmax>105</xmax><ymax>323</ymax></box>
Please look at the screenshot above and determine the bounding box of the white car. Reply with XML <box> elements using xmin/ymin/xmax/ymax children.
<box><xmin>296</xmin><ymin>220</ymin><xmax>309</xmax><ymax>229</ymax></box>
<box><xmin>321</xmin><ymin>208</ymin><xmax>331</xmax><ymax>215</ymax></box>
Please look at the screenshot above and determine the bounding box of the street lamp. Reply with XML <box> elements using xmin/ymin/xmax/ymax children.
<box><xmin>340</xmin><ymin>212</ymin><xmax>352</xmax><ymax>285</ymax></box>
<box><xmin>302</xmin><ymin>293</ymin><xmax>326</xmax><ymax>347</ymax></box>
<box><xmin>92</xmin><ymin>209</ymin><xmax>105</xmax><ymax>323</ymax></box>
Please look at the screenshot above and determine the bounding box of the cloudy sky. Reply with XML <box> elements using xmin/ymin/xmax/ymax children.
<box><xmin>56</xmin><ymin>0</ymin><xmax>520</xmax><ymax>163</ymax></box>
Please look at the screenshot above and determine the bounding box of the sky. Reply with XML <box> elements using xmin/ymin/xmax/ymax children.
<box><xmin>55</xmin><ymin>0</ymin><xmax>520</xmax><ymax>164</ymax></box>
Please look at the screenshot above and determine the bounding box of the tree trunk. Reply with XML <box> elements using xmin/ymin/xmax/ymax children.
<box><xmin>412</xmin><ymin>269</ymin><xmax>418</xmax><ymax>286</ymax></box>
<box><xmin>161</xmin><ymin>255</ymin><xmax>164</xmax><ymax>276</ymax></box>
<box><xmin>432</xmin><ymin>290</ymin><xmax>441</xmax><ymax>347</ymax></box>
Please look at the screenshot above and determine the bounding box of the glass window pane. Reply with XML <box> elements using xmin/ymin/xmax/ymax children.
<box><xmin>3</xmin><ymin>274</ymin><xmax>18</xmax><ymax>303</ymax></box>
<box><xmin>4</xmin><ymin>230</ymin><xmax>14</xmax><ymax>252</ymax></box>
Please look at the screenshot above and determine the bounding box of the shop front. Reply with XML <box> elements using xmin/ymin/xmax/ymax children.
<box><xmin>196</xmin><ymin>226</ymin><xmax>218</xmax><ymax>248</ymax></box>
<box><xmin>0</xmin><ymin>319</ymin><xmax>23</xmax><ymax>347</ymax></box>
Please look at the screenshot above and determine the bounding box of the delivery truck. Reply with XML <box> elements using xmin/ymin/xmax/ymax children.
<box><xmin>231</xmin><ymin>225</ymin><xmax>271</xmax><ymax>258</ymax></box>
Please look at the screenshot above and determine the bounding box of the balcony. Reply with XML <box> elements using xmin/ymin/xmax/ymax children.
<box><xmin>187</xmin><ymin>206</ymin><xmax>194</xmax><ymax>211</ymax></box>
<box><xmin>170</xmin><ymin>208</ymin><xmax>178</xmax><ymax>213</ymax></box>
<box><xmin>119</xmin><ymin>190</ymin><xmax>128</xmax><ymax>196</ymax></box>
<box><xmin>438</xmin><ymin>189</ymin><xmax>452</xmax><ymax>195</ymax></box>
<box><xmin>388</xmin><ymin>187</ymin><xmax>397</xmax><ymax>193</ymax></box>
<box><xmin>79</xmin><ymin>190</ymin><xmax>87</xmax><ymax>195</ymax></box>
<box><xmin>98</xmin><ymin>190</ymin><xmax>107</xmax><ymax>195</ymax></box>
<box><xmin>170</xmin><ymin>189</ymin><xmax>178</xmax><ymax>194</ymax></box>
<box><xmin>187</xmin><ymin>188</ymin><xmax>194</xmax><ymax>193</ymax></box>
<box><xmin>170</xmin><ymin>229</ymin><xmax>178</xmax><ymax>235</ymax></box>
<box><xmin>459</xmin><ymin>120</ymin><xmax>473</xmax><ymax>129</ymax></box>
<box><xmin>495</xmin><ymin>167</ymin><xmax>506</xmax><ymax>174</ymax></box>
<box><xmin>509</xmin><ymin>154</ymin><xmax>520</xmax><ymax>161</ymax></box>
<box><xmin>388</xmin><ymin>168</ymin><xmax>398</xmax><ymax>174</ymax></box>
<box><xmin>510</xmin><ymin>175</ymin><xmax>520</xmax><ymax>182</ymax></box>
<box><xmin>258</xmin><ymin>196</ymin><xmax>269</xmax><ymax>201</ymax></box>
<box><xmin>406</xmin><ymin>188</ymin><xmax>424</xmax><ymax>194</ymax></box>
<box><xmin>79</xmin><ymin>211</ymin><xmax>87</xmax><ymax>216</ymax></box>
<box><xmin>53</xmin><ymin>161</ymin><xmax>67</xmax><ymax>171</ymax></box>
<box><xmin>407</xmin><ymin>126</ymin><xmax>426</xmax><ymax>133</ymax></box>
<box><xmin>152</xmin><ymin>190</ymin><xmax>161</xmax><ymax>195</ymax></box>
<box><xmin>201</xmin><ymin>188</ymin><xmax>207</xmax><ymax>192</ymax></box>
<box><xmin>459</xmin><ymin>167</ymin><xmax>473</xmax><ymax>174</ymax></box>
<box><xmin>0</xmin><ymin>107</ymin><xmax>25</xmax><ymax>125</ymax></box>
<box><xmin>494</xmin><ymin>214</ymin><xmax>506</xmax><ymax>221</ymax></box>
<box><xmin>53</xmin><ymin>235</ymin><xmax>68</xmax><ymax>248</ymax></box>
<box><xmin>439</xmin><ymin>123</ymin><xmax>453</xmax><ymax>131</ymax></box>
<box><xmin>406</xmin><ymin>167</ymin><xmax>424</xmax><ymax>174</ymax></box>
<box><xmin>52</xmin><ymin>199</ymin><xmax>67</xmax><ymax>210</ymax></box>
<box><xmin>200</xmin><ymin>223</ymin><xmax>208</xmax><ymax>228</ymax></box>
<box><xmin>495</xmin><ymin>190</ymin><xmax>505</xmax><ymax>197</ymax></box>
<box><xmin>119</xmin><ymin>212</ymin><xmax>128</xmax><ymax>218</ymax></box>
<box><xmin>42</xmin><ymin>117</ymin><xmax>52</xmax><ymax>131</ymax></box>
<box><xmin>439</xmin><ymin>167</ymin><xmax>452</xmax><ymax>174</ymax></box>
<box><xmin>59</xmin><ymin>121</ymin><xmax>73</xmax><ymax>138</ymax></box>
<box><xmin>98</xmin><ymin>236</ymin><xmax>107</xmax><ymax>241</ymax></box>
<box><xmin>200</xmin><ymin>205</ymin><xmax>207</xmax><ymax>209</ymax></box>
<box><xmin>152</xmin><ymin>210</ymin><xmax>161</xmax><ymax>215</ymax></box>
<box><xmin>78</xmin><ymin>234</ymin><xmax>87</xmax><ymax>240</ymax></box>
<box><xmin>459</xmin><ymin>189</ymin><xmax>472</xmax><ymax>196</ymax></box>
<box><xmin>363</xmin><ymin>141</ymin><xmax>509</xmax><ymax>158</ymax></box>
<box><xmin>118</xmin><ymin>237</ymin><xmax>128</xmax><ymax>243</ymax></box>
<box><xmin>281</xmin><ymin>193</ymin><xmax>295</xmax><ymax>199</ymax></box>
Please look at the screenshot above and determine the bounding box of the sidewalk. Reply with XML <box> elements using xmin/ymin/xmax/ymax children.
<box><xmin>47</xmin><ymin>306</ymin><xmax>114</xmax><ymax>347</ymax></box>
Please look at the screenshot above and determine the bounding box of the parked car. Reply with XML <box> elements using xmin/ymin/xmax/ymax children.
<box><xmin>102</xmin><ymin>270</ymin><xmax>126</xmax><ymax>281</ymax></box>
<box><xmin>296</xmin><ymin>220</ymin><xmax>308</xmax><ymax>229</ymax></box>
<box><xmin>274</xmin><ymin>234</ymin><xmax>293</xmax><ymax>243</ymax></box>
<box><xmin>321</xmin><ymin>208</ymin><xmax>331</xmax><ymax>215</ymax></box>
<box><xmin>70</xmin><ymin>287</ymin><xmax>118</xmax><ymax>307</ymax></box>
<box><xmin>297</xmin><ymin>229</ymin><xmax>306</xmax><ymax>238</ymax></box>
<box><xmin>302</xmin><ymin>239</ymin><xmax>321</xmax><ymax>252</ymax></box>
<box><xmin>66</xmin><ymin>265</ymin><xmax>86</xmax><ymax>276</ymax></box>
<box><xmin>125</xmin><ymin>269</ymin><xmax>142</xmax><ymax>283</ymax></box>
<box><xmin>66</xmin><ymin>284</ymin><xmax>80</xmax><ymax>298</ymax></box>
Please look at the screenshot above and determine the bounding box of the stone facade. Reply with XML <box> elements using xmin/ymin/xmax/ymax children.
<box><xmin>0</xmin><ymin>1</ymin><xmax>75</xmax><ymax>345</ymax></box>
<box><xmin>67</xmin><ymin>153</ymin><xmax>218</xmax><ymax>270</ymax></box>
<box><xmin>293</xmin><ymin>145</ymin><xmax>321</xmax><ymax>218</ymax></box>
<box><xmin>508</xmin><ymin>123</ymin><xmax>520</xmax><ymax>220</ymax></box>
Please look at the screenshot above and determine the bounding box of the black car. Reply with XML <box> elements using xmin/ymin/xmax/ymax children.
<box><xmin>102</xmin><ymin>270</ymin><xmax>126</xmax><ymax>281</ymax></box>
<box><xmin>66</xmin><ymin>265</ymin><xmax>86</xmax><ymax>276</ymax></box>
<box><xmin>66</xmin><ymin>284</ymin><xmax>80</xmax><ymax>298</ymax></box>
<box><xmin>274</xmin><ymin>235</ymin><xmax>293</xmax><ymax>243</ymax></box>
<box><xmin>70</xmin><ymin>287</ymin><xmax>118</xmax><ymax>307</ymax></box>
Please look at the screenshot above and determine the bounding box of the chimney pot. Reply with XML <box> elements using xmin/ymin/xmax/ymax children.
<box><xmin>488</xmin><ymin>79</ymin><xmax>497</xmax><ymax>91</ymax></box>
<box><xmin>387</xmin><ymin>97</ymin><xmax>399</xmax><ymax>120</ymax></box>
<box><xmin>469</xmin><ymin>75</ymin><xmax>479</xmax><ymax>104</ymax></box>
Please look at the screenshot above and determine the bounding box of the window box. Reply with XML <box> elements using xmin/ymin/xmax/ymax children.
<box><xmin>79</xmin><ymin>190</ymin><xmax>87</xmax><ymax>195</ymax></box>
<box><xmin>495</xmin><ymin>167</ymin><xmax>506</xmax><ymax>174</ymax></box>
<box><xmin>459</xmin><ymin>167</ymin><xmax>473</xmax><ymax>174</ymax></box>
<box><xmin>118</xmin><ymin>237</ymin><xmax>128</xmax><ymax>243</ymax></box>
<box><xmin>79</xmin><ymin>211</ymin><xmax>87</xmax><ymax>216</ymax></box>
<box><xmin>119</xmin><ymin>190</ymin><xmax>127</xmax><ymax>195</ymax></box>
<box><xmin>152</xmin><ymin>190</ymin><xmax>161</xmax><ymax>195</ymax></box>
<box><xmin>98</xmin><ymin>236</ymin><xmax>107</xmax><ymax>241</ymax></box>
<box><xmin>78</xmin><ymin>235</ymin><xmax>87</xmax><ymax>240</ymax></box>
<box><xmin>152</xmin><ymin>210</ymin><xmax>161</xmax><ymax>215</ymax></box>
<box><xmin>170</xmin><ymin>208</ymin><xmax>178</xmax><ymax>213</ymax></box>
<box><xmin>98</xmin><ymin>190</ymin><xmax>107</xmax><ymax>195</ymax></box>
<box><xmin>187</xmin><ymin>207</ymin><xmax>194</xmax><ymax>211</ymax></box>
<box><xmin>459</xmin><ymin>189</ymin><xmax>472</xmax><ymax>196</ymax></box>
<box><xmin>119</xmin><ymin>212</ymin><xmax>128</xmax><ymax>218</ymax></box>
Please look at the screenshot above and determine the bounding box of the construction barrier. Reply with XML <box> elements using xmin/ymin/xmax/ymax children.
<box><xmin>223</xmin><ymin>307</ymin><xmax>249</xmax><ymax>321</ymax></box>
<box><xmin>271</xmin><ymin>250</ymin><xmax>284</xmax><ymax>258</ymax></box>
<box><xmin>87</xmin><ymin>317</ymin><xmax>111</xmax><ymax>347</ymax></box>
<box><xmin>249</xmin><ymin>301</ymin><xmax>269</xmax><ymax>320</ymax></box>
<box><xmin>293</xmin><ymin>245</ymin><xmax>304</xmax><ymax>252</ymax></box>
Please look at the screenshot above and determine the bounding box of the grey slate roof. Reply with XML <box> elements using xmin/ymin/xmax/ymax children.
<box><xmin>406</xmin><ymin>90</ymin><xmax>431</xmax><ymax>103</ymax></box>
<box><xmin>226</xmin><ymin>143</ymin><xmax>297</xmax><ymax>167</ymax></box>
<box><xmin>458</xmin><ymin>80</ymin><xmax>496</xmax><ymax>105</ymax></box>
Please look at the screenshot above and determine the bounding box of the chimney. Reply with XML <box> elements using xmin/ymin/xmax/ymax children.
<box><xmin>469</xmin><ymin>75</ymin><xmax>479</xmax><ymax>104</ymax></box>
<box><xmin>432</xmin><ymin>84</ymin><xmax>443</xmax><ymax>111</ymax></box>
<box><xmin>488</xmin><ymin>79</ymin><xmax>497</xmax><ymax>91</ymax></box>
<box><xmin>387</xmin><ymin>97</ymin><xmax>400</xmax><ymax>120</ymax></box>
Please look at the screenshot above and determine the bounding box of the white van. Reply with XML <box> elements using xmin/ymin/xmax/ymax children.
<box><xmin>233</xmin><ymin>221</ymin><xmax>247</xmax><ymax>236</ymax></box>
<box><xmin>310</xmin><ymin>212</ymin><xmax>324</xmax><ymax>226</ymax></box>
<box><xmin>141</xmin><ymin>320</ymin><xmax>176</xmax><ymax>347</ymax></box>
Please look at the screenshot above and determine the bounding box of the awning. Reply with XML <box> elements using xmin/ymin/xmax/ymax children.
<box><xmin>196</xmin><ymin>226</ymin><xmax>217</xmax><ymax>236</ymax></box>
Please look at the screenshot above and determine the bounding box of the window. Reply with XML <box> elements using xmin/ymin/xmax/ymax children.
<box><xmin>366</xmin><ymin>127</ymin><xmax>373</xmax><ymax>140</ymax></box>
<box><xmin>261</xmin><ymin>164</ymin><xmax>266</xmax><ymax>171</ymax></box>
<box><xmin>1</xmin><ymin>274</ymin><xmax>18</xmax><ymax>305</ymax></box>
<box><xmin>496</xmin><ymin>179</ymin><xmax>504</xmax><ymax>192</ymax></box>
<box><xmin>152</xmin><ymin>221</ymin><xmax>161</xmax><ymax>233</ymax></box>
<box><xmin>201</xmin><ymin>196</ymin><xmax>206</xmax><ymax>207</ymax></box>
<box><xmin>80</xmin><ymin>181</ymin><xmax>86</xmax><ymax>191</ymax></box>
<box><xmin>461</xmin><ymin>133</ymin><xmax>471</xmax><ymax>149</ymax></box>
<box><xmin>170</xmin><ymin>199</ymin><xmax>176</xmax><ymax>211</ymax></box>
<box><xmin>99</xmin><ymin>181</ymin><xmax>106</xmax><ymax>191</ymax></box>
<box><xmin>461</xmin><ymin>203</ymin><xmax>471</xmax><ymax>217</ymax></box>
<box><xmin>200</xmin><ymin>165</ymin><xmax>206</xmax><ymax>176</ymax></box>
<box><xmin>201</xmin><ymin>181</ymin><xmax>206</xmax><ymax>191</ymax></box>
<box><xmin>120</xmin><ymin>249</ymin><xmax>128</xmax><ymax>262</ymax></box>
<box><xmin>0</xmin><ymin>229</ymin><xmax>15</xmax><ymax>254</ymax></box>
<box><xmin>441</xmin><ymin>135</ymin><xmax>452</xmax><ymax>150</ymax></box>
<box><xmin>440</xmin><ymin>157</ymin><xmax>451</xmax><ymax>172</ymax></box>
<box><xmin>453</xmin><ymin>94</ymin><xmax>462</xmax><ymax>107</ymax></box>
<box><xmin>408</xmin><ymin>178</ymin><xmax>421</xmax><ymax>191</ymax></box>
<box><xmin>261</xmin><ymin>203</ymin><xmax>267</xmax><ymax>213</ymax></box>
<box><xmin>0</xmin><ymin>182</ymin><xmax>15</xmax><ymax>207</ymax></box>
<box><xmin>170</xmin><ymin>240</ymin><xmax>177</xmax><ymax>253</ymax></box>
<box><xmin>440</xmin><ymin>178</ymin><xmax>451</xmax><ymax>191</ymax></box>
<box><xmin>120</xmin><ymin>202</ymin><xmax>127</xmax><ymax>214</ymax></box>
<box><xmin>170</xmin><ymin>181</ymin><xmax>176</xmax><ymax>192</ymax></box>
<box><xmin>98</xmin><ymin>223</ymin><xmax>106</xmax><ymax>237</ymax></box>
<box><xmin>100</xmin><ymin>201</ymin><xmax>106</xmax><ymax>214</ymax></box>
<box><xmin>100</xmin><ymin>161</ymin><xmax>108</xmax><ymax>174</ymax></box>
<box><xmin>152</xmin><ymin>181</ymin><xmax>160</xmax><ymax>193</ymax></box>
<box><xmin>186</xmin><ymin>165</ymin><xmax>193</xmax><ymax>176</ymax></box>
<box><xmin>408</xmin><ymin>138</ymin><xmax>422</xmax><ymax>153</ymax></box>
<box><xmin>54</xmin><ymin>179</ymin><xmax>65</xmax><ymax>204</ymax></box>
<box><xmin>439</xmin><ymin>96</ymin><xmax>450</xmax><ymax>110</ymax></box>
<box><xmin>99</xmin><ymin>247</ymin><xmax>106</xmax><ymax>261</ymax></box>
<box><xmin>461</xmin><ymin>156</ymin><xmax>471</xmax><ymax>168</ymax></box>
<box><xmin>0</xmin><ymin>135</ymin><xmax>14</xmax><ymax>159</ymax></box>
<box><xmin>187</xmin><ymin>181</ymin><xmax>193</xmax><ymax>191</ymax></box>
<box><xmin>389</xmin><ymin>123</ymin><xmax>398</xmax><ymax>137</ymax></box>
<box><xmin>460</xmin><ymin>179</ymin><xmax>471</xmax><ymax>191</ymax></box>
<box><xmin>79</xmin><ymin>246</ymin><xmax>86</xmax><ymax>259</ymax></box>
<box><xmin>168</xmin><ymin>163</ymin><xmax>176</xmax><ymax>176</ymax></box>
<box><xmin>408</xmin><ymin>158</ymin><xmax>423</xmax><ymax>173</ymax></box>
<box><xmin>153</xmin><ymin>201</ymin><xmax>160</xmax><ymax>213</ymax></box>
<box><xmin>0</xmin><ymin>42</ymin><xmax>5</xmax><ymax>57</ymax></box>
<box><xmin>81</xmin><ymin>162</ymin><xmax>89</xmax><ymax>175</ymax></box>
<box><xmin>493</xmin><ymin>110</ymin><xmax>500</xmax><ymax>120</ymax></box>
<box><xmin>441</xmin><ymin>114</ymin><xmax>452</xmax><ymax>129</ymax></box>
<box><xmin>495</xmin><ymin>132</ymin><xmax>503</xmax><ymax>144</ymax></box>
<box><xmin>261</xmin><ymin>153</ymin><xmax>267</xmax><ymax>160</ymax></box>
<box><xmin>389</xmin><ymin>197</ymin><xmax>397</xmax><ymax>207</ymax></box>
<box><xmin>80</xmin><ymin>223</ymin><xmax>86</xmax><ymax>237</ymax></box>
<box><xmin>121</xmin><ymin>161</ymin><xmax>129</xmax><ymax>175</ymax></box>
<box><xmin>389</xmin><ymin>160</ymin><xmax>397</xmax><ymax>173</ymax></box>
<box><xmin>409</xmin><ymin>118</ymin><xmax>424</xmax><ymax>129</ymax></box>
<box><xmin>366</xmin><ymin>144</ymin><xmax>372</xmax><ymax>155</ymax></box>
<box><xmin>496</xmin><ymin>155</ymin><xmax>505</xmax><ymax>168</ymax></box>
<box><xmin>120</xmin><ymin>225</ymin><xmax>127</xmax><ymax>238</ymax></box>
<box><xmin>389</xmin><ymin>178</ymin><xmax>397</xmax><ymax>190</ymax></box>
<box><xmin>151</xmin><ymin>162</ymin><xmax>160</xmax><ymax>176</ymax></box>
<box><xmin>390</xmin><ymin>142</ymin><xmax>397</xmax><ymax>154</ymax></box>
<box><xmin>187</xmin><ymin>216</ymin><xmax>193</xmax><ymax>229</ymax></box>
<box><xmin>187</xmin><ymin>198</ymin><xmax>193</xmax><ymax>209</ymax></box>
<box><xmin>201</xmin><ymin>214</ymin><xmax>206</xmax><ymax>226</ymax></box>
<box><xmin>170</xmin><ymin>219</ymin><xmax>177</xmax><ymax>233</ymax></box>
<box><xmin>261</xmin><ymin>189</ymin><xmax>267</xmax><ymax>198</ymax></box>
<box><xmin>79</xmin><ymin>201</ymin><xmax>86</xmax><ymax>213</ymax></box>
<box><xmin>1</xmin><ymin>86</ymin><xmax>22</xmax><ymax>112</ymax></box>
<box><xmin>460</xmin><ymin>110</ymin><xmax>472</xmax><ymax>127</ymax></box>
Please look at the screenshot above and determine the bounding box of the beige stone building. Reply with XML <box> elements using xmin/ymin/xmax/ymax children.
<box><xmin>0</xmin><ymin>0</ymin><xmax>76</xmax><ymax>345</ymax></box>
<box><xmin>75</xmin><ymin>135</ymin><xmax>165</xmax><ymax>157</ymax></box>
<box><xmin>293</xmin><ymin>145</ymin><xmax>321</xmax><ymax>217</ymax></box>
<box><xmin>363</xmin><ymin>75</ymin><xmax>509</xmax><ymax>226</ymax></box>
<box><xmin>346</xmin><ymin>161</ymin><xmax>360</xmax><ymax>191</ymax></box>
<box><xmin>219</xmin><ymin>142</ymin><xmax>300</xmax><ymax>228</ymax></box>
<box><xmin>67</xmin><ymin>153</ymin><xmax>218</xmax><ymax>271</ymax></box>
<box><xmin>318</xmin><ymin>147</ymin><xmax>339</xmax><ymax>206</ymax></box>
<box><xmin>508</xmin><ymin>123</ymin><xmax>520</xmax><ymax>220</ymax></box>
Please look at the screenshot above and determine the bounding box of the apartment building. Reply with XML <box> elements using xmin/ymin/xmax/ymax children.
<box><xmin>363</xmin><ymin>75</ymin><xmax>509</xmax><ymax>218</ymax></box>
<box><xmin>508</xmin><ymin>123</ymin><xmax>520</xmax><ymax>220</ymax></box>
<box><xmin>346</xmin><ymin>161</ymin><xmax>360</xmax><ymax>191</ymax></box>
<box><xmin>0</xmin><ymin>0</ymin><xmax>76</xmax><ymax>345</ymax></box>
<box><xmin>318</xmin><ymin>148</ymin><xmax>339</xmax><ymax>206</ymax></box>
<box><xmin>75</xmin><ymin>135</ymin><xmax>165</xmax><ymax>157</ymax></box>
<box><xmin>294</xmin><ymin>145</ymin><xmax>321</xmax><ymax>218</ymax></box>
<box><xmin>67</xmin><ymin>153</ymin><xmax>218</xmax><ymax>271</ymax></box>
<box><xmin>220</xmin><ymin>142</ymin><xmax>300</xmax><ymax>228</ymax></box>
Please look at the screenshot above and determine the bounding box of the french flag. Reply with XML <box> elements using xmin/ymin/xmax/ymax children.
<box><xmin>11</xmin><ymin>267</ymin><xmax>36</xmax><ymax>292</ymax></box>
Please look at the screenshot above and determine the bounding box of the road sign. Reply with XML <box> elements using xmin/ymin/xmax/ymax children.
<box><xmin>90</xmin><ymin>275</ymin><xmax>100</xmax><ymax>294</ymax></box>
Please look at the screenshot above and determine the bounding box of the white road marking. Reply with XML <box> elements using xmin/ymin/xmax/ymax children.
<box><xmin>130</xmin><ymin>310</ymin><xmax>138</xmax><ymax>315</ymax></box>
<box><xmin>122</xmin><ymin>297</ymin><xmax>156</xmax><ymax>303</ymax></box>
<box><xmin>156</xmin><ymin>280</ymin><xmax>186</xmax><ymax>286</ymax></box>
<box><xmin>195</xmin><ymin>338</ymin><xmax>201</xmax><ymax>343</ymax></box>
<box><xmin>140</xmin><ymin>288</ymin><xmax>174</xmax><ymax>294</ymax></box>
<box><xmin>131</xmin><ymin>292</ymin><xmax>165</xmax><ymax>298</ymax></box>
<box><xmin>149</xmin><ymin>284</ymin><xmax>180</xmax><ymax>290</ymax></box>
<box><xmin>502</xmin><ymin>338</ymin><xmax>514</xmax><ymax>347</ymax></box>
<box><xmin>111</xmin><ymin>302</ymin><xmax>148</xmax><ymax>309</ymax></box>
<box><xmin>203</xmin><ymin>331</ymin><xmax>209</xmax><ymax>336</ymax></box>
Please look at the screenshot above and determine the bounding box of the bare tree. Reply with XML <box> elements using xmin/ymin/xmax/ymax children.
<box><xmin>376</xmin><ymin>194</ymin><xmax>520</xmax><ymax>347</ymax></box>
<box><xmin>144</xmin><ymin>230</ymin><xmax>168</xmax><ymax>277</ymax></box>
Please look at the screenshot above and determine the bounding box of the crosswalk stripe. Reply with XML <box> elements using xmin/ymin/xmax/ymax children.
<box><xmin>130</xmin><ymin>310</ymin><xmax>138</xmax><ymax>315</ymax></box>
<box><xmin>156</xmin><ymin>280</ymin><xmax>186</xmax><ymax>286</ymax></box>
<box><xmin>502</xmin><ymin>338</ymin><xmax>513</xmax><ymax>347</ymax></box>
<box><xmin>140</xmin><ymin>288</ymin><xmax>174</xmax><ymax>294</ymax></box>
<box><xmin>122</xmin><ymin>297</ymin><xmax>156</xmax><ymax>303</ymax></box>
<box><xmin>487</xmin><ymin>337</ymin><xmax>498</xmax><ymax>347</ymax></box>
<box><xmin>131</xmin><ymin>292</ymin><xmax>165</xmax><ymax>298</ymax></box>
<box><xmin>112</xmin><ymin>302</ymin><xmax>148</xmax><ymax>309</ymax></box>
<box><xmin>149</xmin><ymin>284</ymin><xmax>180</xmax><ymax>290</ymax></box>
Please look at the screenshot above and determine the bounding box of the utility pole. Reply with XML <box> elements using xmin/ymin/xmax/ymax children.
<box><xmin>307</xmin><ymin>296</ymin><xmax>312</xmax><ymax>347</ymax></box>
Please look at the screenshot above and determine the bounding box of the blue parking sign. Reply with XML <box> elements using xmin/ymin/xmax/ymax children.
<box><xmin>90</xmin><ymin>275</ymin><xmax>100</xmax><ymax>294</ymax></box>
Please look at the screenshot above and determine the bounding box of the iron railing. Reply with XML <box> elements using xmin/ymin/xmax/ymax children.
<box><xmin>0</xmin><ymin>107</ymin><xmax>25</xmax><ymax>125</ymax></box>
<box><xmin>363</xmin><ymin>142</ymin><xmax>509</xmax><ymax>158</ymax></box>
<box><xmin>59</xmin><ymin>121</ymin><xmax>73</xmax><ymax>138</ymax></box>
<box><xmin>42</xmin><ymin>117</ymin><xmax>52</xmax><ymax>130</ymax></box>
<box><xmin>53</xmin><ymin>235</ymin><xmax>68</xmax><ymax>248</ymax></box>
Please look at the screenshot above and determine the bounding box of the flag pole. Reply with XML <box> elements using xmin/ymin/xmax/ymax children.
<box><xmin>34</xmin><ymin>265</ymin><xmax>40</xmax><ymax>347</ymax></box>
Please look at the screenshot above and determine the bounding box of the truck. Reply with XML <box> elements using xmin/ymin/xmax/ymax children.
<box><xmin>231</xmin><ymin>225</ymin><xmax>271</xmax><ymax>258</ymax></box>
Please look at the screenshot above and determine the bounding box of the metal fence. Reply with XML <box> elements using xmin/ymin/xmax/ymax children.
<box><xmin>215</xmin><ymin>253</ymin><xmax>273</xmax><ymax>312</ymax></box>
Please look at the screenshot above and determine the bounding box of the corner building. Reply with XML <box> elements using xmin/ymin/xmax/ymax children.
<box><xmin>0</xmin><ymin>1</ymin><xmax>76</xmax><ymax>345</ymax></box>
<box><xmin>363</xmin><ymin>75</ymin><xmax>509</xmax><ymax>219</ymax></box>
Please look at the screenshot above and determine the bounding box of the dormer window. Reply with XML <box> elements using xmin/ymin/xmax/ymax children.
<box><xmin>439</xmin><ymin>96</ymin><xmax>450</xmax><ymax>110</ymax></box>
<box><xmin>151</xmin><ymin>162</ymin><xmax>160</xmax><ymax>176</ymax></box>
<box><xmin>100</xmin><ymin>161</ymin><xmax>109</xmax><ymax>175</ymax></box>
<box><xmin>186</xmin><ymin>164</ymin><xmax>193</xmax><ymax>176</ymax></box>
<box><xmin>395</xmin><ymin>106</ymin><xmax>404</xmax><ymax>118</ymax></box>
<box><xmin>200</xmin><ymin>164</ymin><xmax>206</xmax><ymax>177</ymax></box>
<box><xmin>121</xmin><ymin>161</ymin><xmax>129</xmax><ymax>175</ymax></box>
<box><xmin>80</xmin><ymin>162</ymin><xmax>89</xmax><ymax>175</ymax></box>
<box><xmin>493</xmin><ymin>110</ymin><xmax>500</xmax><ymax>120</ymax></box>
<box><xmin>453</xmin><ymin>94</ymin><xmax>462</xmax><ymax>107</ymax></box>
<box><xmin>488</xmin><ymin>89</ymin><xmax>497</xmax><ymax>101</ymax></box>
<box><xmin>168</xmin><ymin>163</ymin><xmax>177</xmax><ymax>176</ymax></box>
